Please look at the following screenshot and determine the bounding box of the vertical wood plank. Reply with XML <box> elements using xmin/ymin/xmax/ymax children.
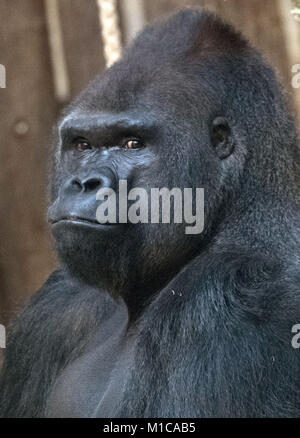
<box><xmin>0</xmin><ymin>0</ymin><xmax>58</xmax><ymax>322</ymax></box>
<box><xmin>58</xmin><ymin>0</ymin><xmax>106</xmax><ymax>97</ymax></box>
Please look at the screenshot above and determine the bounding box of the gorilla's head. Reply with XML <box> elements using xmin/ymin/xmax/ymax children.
<box><xmin>48</xmin><ymin>10</ymin><xmax>299</xmax><ymax>311</ymax></box>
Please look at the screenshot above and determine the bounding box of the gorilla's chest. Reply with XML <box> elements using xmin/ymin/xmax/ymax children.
<box><xmin>46</xmin><ymin>311</ymin><xmax>133</xmax><ymax>418</ymax></box>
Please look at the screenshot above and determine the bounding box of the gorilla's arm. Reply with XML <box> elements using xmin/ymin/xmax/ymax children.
<box><xmin>0</xmin><ymin>270</ymin><xmax>116</xmax><ymax>418</ymax></box>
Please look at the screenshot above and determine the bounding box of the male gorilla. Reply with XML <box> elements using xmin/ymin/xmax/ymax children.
<box><xmin>1</xmin><ymin>9</ymin><xmax>300</xmax><ymax>418</ymax></box>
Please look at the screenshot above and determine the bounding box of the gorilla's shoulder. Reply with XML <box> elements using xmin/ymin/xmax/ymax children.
<box><xmin>145</xmin><ymin>247</ymin><xmax>300</xmax><ymax>328</ymax></box>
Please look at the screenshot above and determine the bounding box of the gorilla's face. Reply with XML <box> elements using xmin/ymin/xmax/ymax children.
<box><xmin>48</xmin><ymin>44</ymin><xmax>236</xmax><ymax>303</ymax></box>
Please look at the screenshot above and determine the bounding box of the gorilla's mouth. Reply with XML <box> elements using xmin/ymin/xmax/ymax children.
<box><xmin>50</xmin><ymin>216</ymin><xmax>121</xmax><ymax>229</ymax></box>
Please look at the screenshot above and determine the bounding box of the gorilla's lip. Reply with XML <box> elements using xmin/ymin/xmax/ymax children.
<box><xmin>50</xmin><ymin>216</ymin><xmax>121</xmax><ymax>229</ymax></box>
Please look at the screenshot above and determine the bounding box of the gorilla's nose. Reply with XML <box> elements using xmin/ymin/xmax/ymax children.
<box><xmin>65</xmin><ymin>170</ymin><xmax>116</xmax><ymax>195</ymax></box>
<box><xmin>69</xmin><ymin>176</ymin><xmax>104</xmax><ymax>193</ymax></box>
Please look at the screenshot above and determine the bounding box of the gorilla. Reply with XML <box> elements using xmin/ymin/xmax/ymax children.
<box><xmin>1</xmin><ymin>9</ymin><xmax>300</xmax><ymax>418</ymax></box>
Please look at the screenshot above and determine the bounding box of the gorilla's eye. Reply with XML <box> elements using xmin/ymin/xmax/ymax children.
<box><xmin>122</xmin><ymin>139</ymin><xmax>144</xmax><ymax>149</ymax></box>
<box><xmin>73</xmin><ymin>139</ymin><xmax>92</xmax><ymax>152</ymax></box>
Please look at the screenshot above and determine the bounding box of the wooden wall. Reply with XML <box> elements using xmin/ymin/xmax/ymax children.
<box><xmin>0</xmin><ymin>0</ymin><xmax>299</xmax><ymax>325</ymax></box>
<box><xmin>0</xmin><ymin>0</ymin><xmax>105</xmax><ymax>324</ymax></box>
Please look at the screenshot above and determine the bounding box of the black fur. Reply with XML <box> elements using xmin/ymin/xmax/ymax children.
<box><xmin>1</xmin><ymin>9</ymin><xmax>300</xmax><ymax>418</ymax></box>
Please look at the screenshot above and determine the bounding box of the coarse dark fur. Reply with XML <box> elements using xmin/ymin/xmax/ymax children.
<box><xmin>1</xmin><ymin>9</ymin><xmax>300</xmax><ymax>418</ymax></box>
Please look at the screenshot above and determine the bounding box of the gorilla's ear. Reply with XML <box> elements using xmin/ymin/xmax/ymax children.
<box><xmin>210</xmin><ymin>117</ymin><xmax>235</xmax><ymax>159</ymax></box>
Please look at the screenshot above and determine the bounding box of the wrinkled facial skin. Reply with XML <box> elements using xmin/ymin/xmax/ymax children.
<box><xmin>48</xmin><ymin>62</ymin><xmax>235</xmax><ymax>309</ymax></box>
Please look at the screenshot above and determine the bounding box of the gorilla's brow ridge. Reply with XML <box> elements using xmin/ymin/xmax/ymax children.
<box><xmin>59</xmin><ymin>112</ymin><xmax>159</xmax><ymax>147</ymax></box>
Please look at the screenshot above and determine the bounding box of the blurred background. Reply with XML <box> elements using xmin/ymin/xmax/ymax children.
<box><xmin>1</xmin><ymin>0</ymin><xmax>300</xmax><ymax>326</ymax></box>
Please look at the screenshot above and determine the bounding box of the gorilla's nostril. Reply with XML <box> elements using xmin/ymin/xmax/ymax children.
<box><xmin>82</xmin><ymin>178</ymin><xmax>102</xmax><ymax>192</ymax></box>
<box><xmin>71</xmin><ymin>178</ymin><xmax>83</xmax><ymax>191</ymax></box>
